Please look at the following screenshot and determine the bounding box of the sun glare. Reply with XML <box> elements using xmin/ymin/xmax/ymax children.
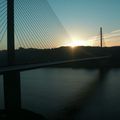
<box><xmin>66</xmin><ymin>39</ymin><xmax>87</xmax><ymax>48</ymax></box>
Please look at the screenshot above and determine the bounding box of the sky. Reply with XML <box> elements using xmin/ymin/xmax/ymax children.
<box><xmin>47</xmin><ymin>0</ymin><xmax>120</xmax><ymax>46</ymax></box>
<box><xmin>0</xmin><ymin>0</ymin><xmax>120</xmax><ymax>50</ymax></box>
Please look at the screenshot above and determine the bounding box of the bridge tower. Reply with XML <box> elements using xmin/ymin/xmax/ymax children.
<box><xmin>3</xmin><ymin>0</ymin><xmax>21</xmax><ymax>112</ymax></box>
<box><xmin>7</xmin><ymin>0</ymin><xmax>15</xmax><ymax>65</ymax></box>
<box><xmin>100</xmin><ymin>27</ymin><xmax>103</xmax><ymax>47</ymax></box>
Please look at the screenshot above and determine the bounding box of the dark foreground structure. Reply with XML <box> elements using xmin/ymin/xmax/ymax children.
<box><xmin>0</xmin><ymin>109</ymin><xmax>45</xmax><ymax>120</ymax></box>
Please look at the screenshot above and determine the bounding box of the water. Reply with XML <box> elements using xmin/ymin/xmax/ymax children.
<box><xmin>75</xmin><ymin>69</ymin><xmax>120</xmax><ymax>120</ymax></box>
<box><xmin>21</xmin><ymin>68</ymin><xmax>98</xmax><ymax>119</ymax></box>
<box><xmin>0</xmin><ymin>68</ymin><xmax>120</xmax><ymax>119</ymax></box>
<box><xmin>0</xmin><ymin>75</ymin><xmax>4</xmax><ymax>109</ymax></box>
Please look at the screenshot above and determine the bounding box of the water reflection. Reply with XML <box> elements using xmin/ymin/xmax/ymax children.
<box><xmin>75</xmin><ymin>69</ymin><xmax>120</xmax><ymax>120</ymax></box>
<box><xmin>53</xmin><ymin>68</ymin><xmax>110</xmax><ymax>120</ymax></box>
<box><xmin>21</xmin><ymin>68</ymin><xmax>98</xmax><ymax>119</ymax></box>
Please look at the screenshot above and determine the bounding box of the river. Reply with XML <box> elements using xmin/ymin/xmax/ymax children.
<box><xmin>0</xmin><ymin>68</ymin><xmax>120</xmax><ymax>119</ymax></box>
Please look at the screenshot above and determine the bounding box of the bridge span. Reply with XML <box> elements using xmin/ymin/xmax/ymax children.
<box><xmin>0</xmin><ymin>55</ymin><xmax>110</xmax><ymax>74</ymax></box>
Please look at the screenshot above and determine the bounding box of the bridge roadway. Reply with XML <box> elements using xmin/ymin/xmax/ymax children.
<box><xmin>0</xmin><ymin>55</ymin><xmax>110</xmax><ymax>74</ymax></box>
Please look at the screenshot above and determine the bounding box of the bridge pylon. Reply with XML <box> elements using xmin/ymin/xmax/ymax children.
<box><xmin>3</xmin><ymin>0</ymin><xmax>21</xmax><ymax>112</ymax></box>
<box><xmin>100</xmin><ymin>27</ymin><xmax>103</xmax><ymax>47</ymax></box>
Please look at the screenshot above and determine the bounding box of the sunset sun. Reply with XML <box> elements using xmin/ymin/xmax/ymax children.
<box><xmin>66</xmin><ymin>39</ymin><xmax>88</xmax><ymax>48</ymax></box>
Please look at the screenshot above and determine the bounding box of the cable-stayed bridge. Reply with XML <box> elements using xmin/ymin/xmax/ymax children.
<box><xmin>0</xmin><ymin>0</ymin><xmax>110</xmax><ymax>119</ymax></box>
<box><xmin>0</xmin><ymin>0</ymin><xmax>108</xmax><ymax>66</ymax></box>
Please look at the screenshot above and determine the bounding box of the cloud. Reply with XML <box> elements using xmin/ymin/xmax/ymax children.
<box><xmin>111</xmin><ymin>29</ymin><xmax>120</xmax><ymax>34</ymax></box>
<box><xmin>104</xmin><ymin>29</ymin><xmax>120</xmax><ymax>42</ymax></box>
<box><xmin>88</xmin><ymin>29</ymin><xmax>120</xmax><ymax>46</ymax></box>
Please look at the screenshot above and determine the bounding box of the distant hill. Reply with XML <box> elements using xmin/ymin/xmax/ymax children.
<box><xmin>0</xmin><ymin>46</ymin><xmax>120</xmax><ymax>67</ymax></box>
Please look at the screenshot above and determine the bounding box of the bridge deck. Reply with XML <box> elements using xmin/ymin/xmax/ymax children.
<box><xmin>0</xmin><ymin>56</ymin><xmax>110</xmax><ymax>74</ymax></box>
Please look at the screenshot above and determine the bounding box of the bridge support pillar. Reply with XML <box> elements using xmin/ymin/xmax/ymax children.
<box><xmin>3</xmin><ymin>71</ymin><xmax>21</xmax><ymax>111</ymax></box>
